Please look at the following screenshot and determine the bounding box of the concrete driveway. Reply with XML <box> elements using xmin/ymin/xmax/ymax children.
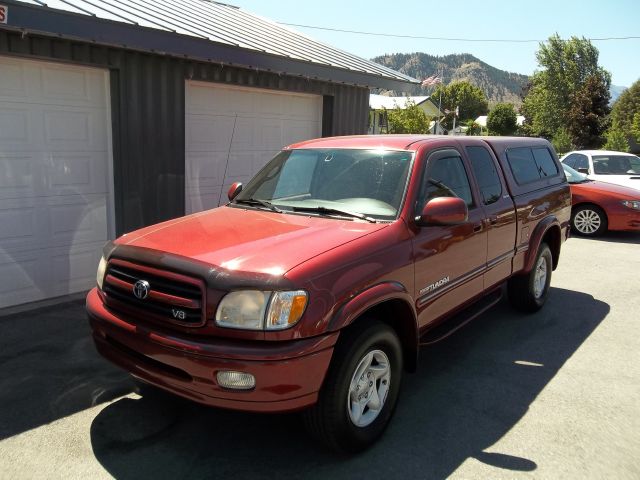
<box><xmin>1</xmin><ymin>232</ymin><xmax>639</xmax><ymax>479</ymax></box>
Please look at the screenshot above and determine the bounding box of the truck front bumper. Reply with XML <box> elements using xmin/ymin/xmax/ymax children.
<box><xmin>86</xmin><ymin>288</ymin><xmax>338</xmax><ymax>412</ymax></box>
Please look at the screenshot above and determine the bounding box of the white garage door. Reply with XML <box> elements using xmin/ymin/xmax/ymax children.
<box><xmin>185</xmin><ymin>81</ymin><xmax>322</xmax><ymax>213</ymax></box>
<box><xmin>0</xmin><ymin>56</ymin><xmax>113</xmax><ymax>308</ymax></box>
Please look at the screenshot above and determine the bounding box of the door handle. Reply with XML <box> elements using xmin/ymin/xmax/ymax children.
<box><xmin>488</xmin><ymin>216</ymin><xmax>498</xmax><ymax>226</ymax></box>
<box><xmin>473</xmin><ymin>223</ymin><xmax>483</xmax><ymax>233</ymax></box>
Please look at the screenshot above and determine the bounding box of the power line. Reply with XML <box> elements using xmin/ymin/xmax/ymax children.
<box><xmin>279</xmin><ymin>22</ymin><xmax>640</xmax><ymax>43</ymax></box>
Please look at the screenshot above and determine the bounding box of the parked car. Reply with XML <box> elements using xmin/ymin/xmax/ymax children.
<box><xmin>562</xmin><ymin>163</ymin><xmax>640</xmax><ymax>236</ymax></box>
<box><xmin>559</xmin><ymin>150</ymin><xmax>640</xmax><ymax>191</ymax></box>
<box><xmin>87</xmin><ymin>135</ymin><xmax>570</xmax><ymax>452</ymax></box>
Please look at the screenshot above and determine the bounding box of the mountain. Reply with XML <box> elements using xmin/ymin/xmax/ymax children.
<box><xmin>372</xmin><ymin>53</ymin><xmax>529</xmax><ymax>107</ymax></box>
<box><xmin>610</xmin><ymin>85</ymin><xmax>627</xmax><ymax>104</ymax></box>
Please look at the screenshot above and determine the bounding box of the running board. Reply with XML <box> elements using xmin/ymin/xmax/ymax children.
<box><xmin>418</xmin><ymin>288</ymin><xmax>503</xmax><ymax>346</ymax></box>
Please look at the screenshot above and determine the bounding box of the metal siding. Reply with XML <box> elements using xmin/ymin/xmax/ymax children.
<box><xmin>0</xmin><ymin>32</ymin><xmax>369</xmax><ymax>235</ymax></box>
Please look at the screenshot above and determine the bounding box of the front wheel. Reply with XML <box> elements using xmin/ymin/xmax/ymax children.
<box><xmin>508</xmin><ymin>243</ymin><xmax>553</xmax><ymax>313</ymax></box>
<box><xmin>303</xmin><ymin>321</ymin><xmax>403</xmax><ymax>453</ymax></box>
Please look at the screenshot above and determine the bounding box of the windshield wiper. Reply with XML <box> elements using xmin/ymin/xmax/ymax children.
<box><xmin>292</xmin><ymin>205</ymin><xmax>377</xmax><ymax>223</ymax></box>
<box><xmin>233</xmin><ymin>198</ymin><xmax>282</xmax><ymax>213</ymax></box>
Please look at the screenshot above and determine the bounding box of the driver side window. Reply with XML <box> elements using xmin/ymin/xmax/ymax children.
<box><xmin>421</xmin><ymin>155</ymin><xmax>474</xmax><ymax>207</ymax></box>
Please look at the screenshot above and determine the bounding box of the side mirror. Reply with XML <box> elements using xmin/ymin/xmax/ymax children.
<box><xmin>227</xmin><ymin>182</ymin><xmax>243</xmax><ymax>201</ymax></box>
<box><xmin>577</xmin><ymin>167</ymin><xmax>589</xmax><ymax>174</ymax></box>
<box><xmin>416</xmin><ymin>197</ymin><xmax>468</xmax><ymax>226</ymax></box>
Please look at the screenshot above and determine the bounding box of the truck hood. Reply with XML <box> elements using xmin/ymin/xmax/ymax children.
<box><xmin>115</xmin><ymin>206</ymin><xmax>389</xmax><ymax>276</ymax></box>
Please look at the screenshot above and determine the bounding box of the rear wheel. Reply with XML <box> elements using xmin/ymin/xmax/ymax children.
<box><xmin>508</xmin><ymin>242</ymin><xmax>553</xmax><ymax>313</ymax></box>
<box><xmin>572</xmin><ymin>205</ymin><xmax>607</xmax><ymax>237</ymax></box>
<box><xmin>303</xmin><ymin>321</ymin><xmax>403</xmax><ymax>453</ymax></box>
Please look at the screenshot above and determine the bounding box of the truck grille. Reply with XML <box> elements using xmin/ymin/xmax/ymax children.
<box><xmin>103</xmin><ymin>259</ymin><xmax>206</xmax><ymax>327</ymax></box>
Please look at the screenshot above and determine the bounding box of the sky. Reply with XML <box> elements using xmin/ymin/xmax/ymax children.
<box><xmin>231</xmin><ymin>0</ymin><xmax>639</xmax><ymax>87</ymax></box>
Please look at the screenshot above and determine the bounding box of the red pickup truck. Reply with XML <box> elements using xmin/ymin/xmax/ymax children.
<box><xmin>87</xmin><ymin>135</ymin><xmax>571</xmax><ymax>452</ymax></box>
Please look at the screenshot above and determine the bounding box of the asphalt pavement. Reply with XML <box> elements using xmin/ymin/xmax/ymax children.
<box><xmin>0</xmin><ymin>231</ymin><xmax>639</xmax><ymax>479</ymax></box>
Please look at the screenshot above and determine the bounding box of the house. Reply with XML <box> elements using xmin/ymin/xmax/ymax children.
<box><xmin>474</xmin><ymin>115</ymin><xmax>526</xmax><ymax>134</ymax></box>
<box><xmin>0</xmin><ymin>0</ymin><xmax>418</xmax><ymax>308</ymax></box>
<box><xmin>369</xmin><ymin>94</ymin><xmax>444</xmax><ymax>134</ymax></box>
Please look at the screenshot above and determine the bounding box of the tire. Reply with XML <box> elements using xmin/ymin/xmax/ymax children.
<box><xmin>571</xmin><ymin>205</ymin><xmax>608</xmax><ymax>237</ymax></box>
<box><xmin>303</xmin><ymin>321</ymin><xmax>403</xmax><ymax>453</ymax></box>
<box><xmin>508</xmin><ymin>242</ymin><xmax>553</xmax><ymax>313</ymax></box>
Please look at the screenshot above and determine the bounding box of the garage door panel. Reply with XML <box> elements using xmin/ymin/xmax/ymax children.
<box><xmin>0</xmin><ymin>107</ymin><xmax>30</xmax><ymax>143</ymax></box>
<box><xmin>282</xmin><ymin>119</ymin><xmax>322</xmax><ymax>146</ymax></box>
<box><xmin>0</xmin><ymin>205</ymin><xmax>38</xmax><ymax>245</ymax></box>
<box><xmin>186</xmin><ymin>152</ymin><xmax>226</xmax><ymax>188</ymax></box>
<box><xmin>43</xmin><ymin>107</ymin><xmax>107</xmax><ymax>151</ymax></box>
<box><xmin>0</xmin><ymin>252</ymin><xmax>47</xmax><ymax>305</ymax></box>
<box><xmin>186</xmin><ymin>186</ymin><xmax>222</xmax><ymax>214</ymax></box>
<box><xmin>50</xmin><ymin>243</ymin><xmax>103</xmax><ymax>296</ymax></box>
<box><xmin>0</xmin><ymin>155</ymin><xmax>34</xmax><ymax>191</ymax></box>
<box><xmin>48</xmin><ymin>152</ymin><xmax>108</xmax><ymax>193</ymax></box>
<box><xmin>0</xmin><ymin>59</ymin><xmax>29</xmax><ymax>100</ymax></box>
<box><xmin>187</xmin><ymin>115</ymin><xmax>234</xmax><ymax>151</ymax></box>
<box><xmin>49</xmin><ymin>195</ymin><xmax>108</xmax><ymax>247</ymax></box>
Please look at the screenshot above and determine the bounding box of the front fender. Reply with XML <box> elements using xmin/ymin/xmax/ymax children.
<box><xmin>328</xmin><ymin>281</ymin><xmax>416</xmax><ymax>331</ymax></box>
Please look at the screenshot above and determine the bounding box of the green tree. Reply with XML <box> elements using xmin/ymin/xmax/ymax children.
<box><xmin>603</xmin><ymin>129</ymin><xmax>630</xmax><ymax>152</ymax></box>
<box><xmin>610</xmin><ymin>79</ymin><xmax>640</xmax><ymax>137</ymax></box>
<box><xmin>566</xmin><ymin>74</ymin><xmax>610</xmax><ymax>148</ymax></box>
<box><xmin>487</xmin><ymin>103</ymin><xmax>518</xmax><ymax>135</ymax></box>
<box><xmin>552</xmin><ymin>128</ymin><xmax>573</xmax><ymax>155</ymax></box>
<box><xmin>464</xmin><ymin>119</ymin><xmax>481</xmax><ymax>136</ymax></box>
<box><xmin>386</xmin><ymin>100</ymin><xmax>432</xmax><ymax>134</ymax></box>
<box><xmin>521</xmin><ymin>34</ymin><xmax>611</xmax><ymax>144</ymax></box>
<box><xmin>430</xmin><ymin>81</ymin><xmax>488</xmax><ymax>130</ymax></box>
<box><xmin>632</xmin><ymin>112</ymin><xmax>640</xmax><ymax>142</ymax></box>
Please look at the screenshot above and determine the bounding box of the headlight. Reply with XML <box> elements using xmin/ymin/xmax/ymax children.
<box><xmin>96</xmin><ymin>256</ymin><xmax>107</xmax><ymax>290</ymax></box>
<box><xmin>215</xmin><ymin>290</ymin><xmax>270</xmax><ymax>330</ymax></box>
<box><xmin>621</xmin><ymin>200</ymin><xmax>640</xmax><ymax>210</ymax></box>
<box><xmin>215</xmin><ymin>290</ymin><xmax>308</xmax><ymax>330</ymax></box>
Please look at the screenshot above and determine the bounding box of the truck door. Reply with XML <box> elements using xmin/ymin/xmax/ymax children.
<box><xmin>412</xmin><ymin>148</ymin><xmax>488</xmax><ymax>330</ymax></box>
<box><xmin>465</xmin><ymin>145</ymin><xmax>517</xmax><ymax>290</ymax></box>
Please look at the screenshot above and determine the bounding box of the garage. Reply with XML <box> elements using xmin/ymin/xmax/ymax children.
<box><xmin>0</xmin><ymin>56</ymin><xmax>113</xmax><ymax>308</ymax></box>
<box><xmin>185</xmin><ymin>82</ymin><xmax>323</xmax><ymax>213</ymax></box>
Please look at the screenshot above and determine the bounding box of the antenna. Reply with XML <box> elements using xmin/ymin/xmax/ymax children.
<box><xmin>217</xmin><ymin>114</ymin><xmax>238</xmax><ymax>206</ymax></box>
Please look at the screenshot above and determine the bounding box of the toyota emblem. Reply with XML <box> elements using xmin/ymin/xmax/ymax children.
<box><xmin>133</xmin><ymin>280</ymin><xmax>150</xmax><ymax>299</ymax></box>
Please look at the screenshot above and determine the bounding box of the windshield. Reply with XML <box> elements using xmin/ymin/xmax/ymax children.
<box><xmin>592</xmin><ymin>154</ymin><xmax>640</xmax><ymax>175</ymax></box>
<box><xmin>562</xmin><ymin>163</ymin><xmax>589</xmax><ymax>184</ymax></box>
<box><xmin>233</xmin><ymin>148</ymin><xmax>414</xmax><ymax>221</ymax></box>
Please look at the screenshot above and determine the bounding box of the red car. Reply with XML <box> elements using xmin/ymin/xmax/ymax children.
<box><xmin>563</xmin><ymin>164</ymin><xmax>640</xmax><ymax>236</ymax></box>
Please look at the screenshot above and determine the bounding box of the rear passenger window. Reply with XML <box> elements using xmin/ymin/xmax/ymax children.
<box><xmin>506</xmin><ymin>148</ymin><xmax>540</xmax><ymax>184</ymax></box>
<box><xmin>466</xmin><ymin>146</ymin><xmax>502</xmax><ymax>205</ymax></box>
<box><xmin>532</xmin><ymin>148</ymin><xmax>559</xmax><ymax>177</ymax></box>
<box><xmin>507</xmin><ymin>147</ymin><xmax>559</xmax><ymax>185</ymax></box>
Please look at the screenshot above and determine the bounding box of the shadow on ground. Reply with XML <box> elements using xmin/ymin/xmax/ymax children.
<box><xmin>89</xmin><ymin>287</ymin><xmax>609</xmax><ymax>480</ymax></box>
<box><xmin>0</xmin><ymin>299</ymin><xmax>132</xmax><ymax>440</ymax></box>
<box><xmin>574</xmin><ymin>231</ymin><xmax>640</xmax><ymax>245</ymax></box>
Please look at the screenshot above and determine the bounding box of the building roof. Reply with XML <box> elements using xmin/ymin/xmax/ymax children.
<box><xmin>369</xmin><ymin>94</ymin><xmax>434</xmax><ymax>110</ymax></box>
<box><xmin>2</xmin><ymin>0</ymin><xmax>418</xmax><ymax>90</ymax></box>
<box><xmin>475</xmin><ymin>115</ymin><xmax>526</xmax><ymax>127</ymax></box>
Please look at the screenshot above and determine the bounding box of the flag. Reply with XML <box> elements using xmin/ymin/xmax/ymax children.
<box><xmin>421</xmin><ymin>75</ymin><xmax>442</xmax><ymax>87</ymax></box>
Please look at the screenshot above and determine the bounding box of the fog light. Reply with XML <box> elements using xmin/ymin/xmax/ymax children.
<box><xmin>216</xmin><ymin>371</ymin><xmax>255</xmax><ymax>390</ymax></box>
